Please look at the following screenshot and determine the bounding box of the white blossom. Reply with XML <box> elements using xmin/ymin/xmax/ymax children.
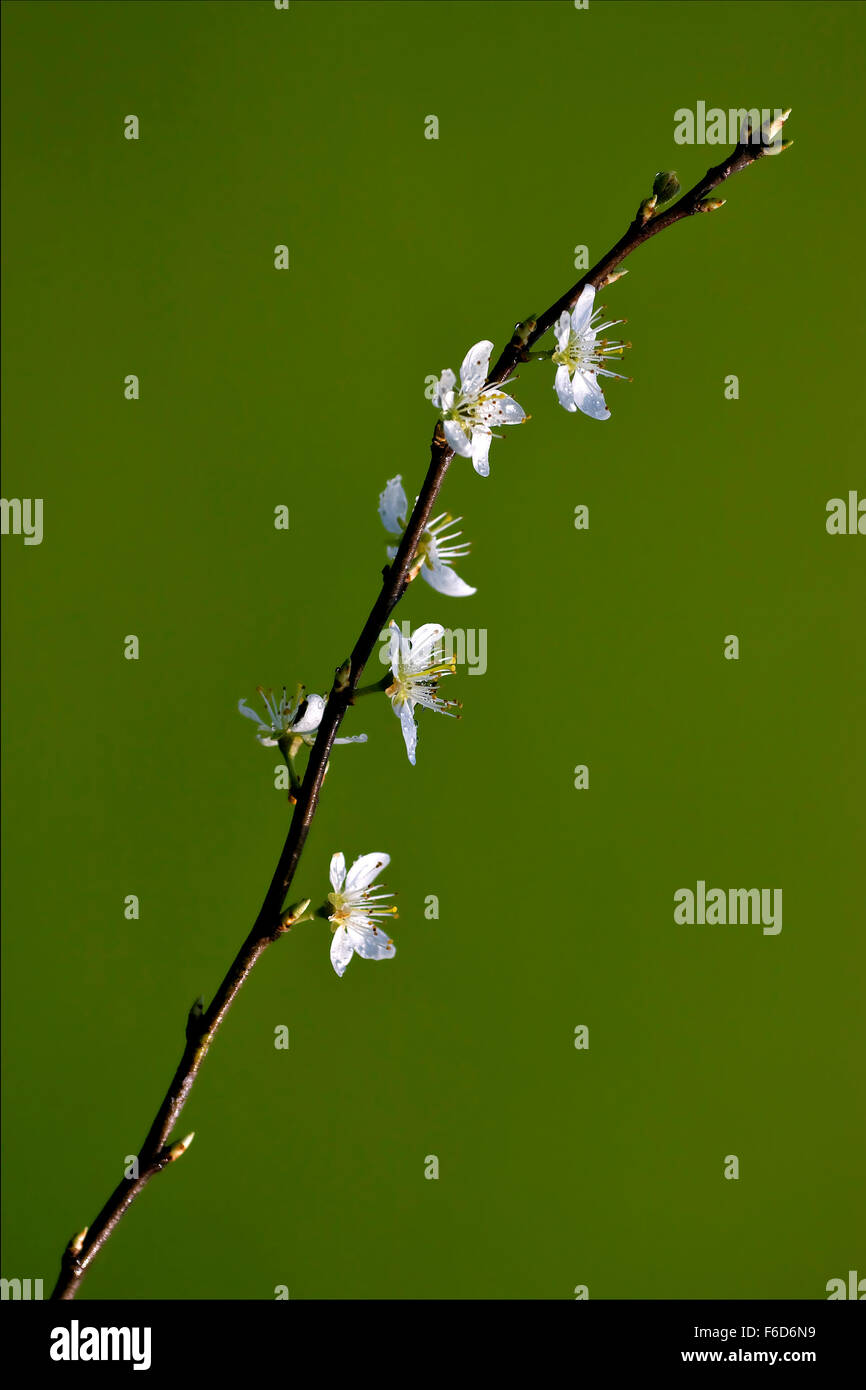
<box><xmin>552</xmin><ymin>285</ymin><xmax>628</xmax><ymax>420</ymax></box>
<box><xmin>432</xmin><ymin>340</ymin><xmax>526</xmax><ymax>477</ymax></box>
<box><xmin>327</xmin><ymin>851</ymin><xmax>397</xmax><ymax>977</ymax></box>
<box><xmin>238</xmin><ymin>686</ymin><xmax>366</xmax><ymax>747</ymax></box>
<box><xmin>378</xmin><ymin>475</ymin><xmax>476</xmax><ymax>597</ymax></box>
<box><xmin>385</xmin><ymin>619</ymin><xmax>459</xmax><ymax>765</ymax></box>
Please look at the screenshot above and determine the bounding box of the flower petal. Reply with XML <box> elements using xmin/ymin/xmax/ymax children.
<box><xmin>292</xmin><ymin>693</ymin><xmax>326</xmax><ymax>734</ymax></box>
<box><xmin>422</xmin><ymin>559</ymin><xmax>477</xmax><ymax>597</ymax></box>
<box><xmin>330</xmin><ymin>927</ymin><xmax>355</xmax><ymax>977</ymax></box>
<box><xmin>350</xmin><ymin>926</ymin><xmax>396</xmax><ymax>963</ymax></box>
<box><xmin>346</xmin><ymin>851</ymin><xmax>390</xmax><ymax>892</ymax></box>
<box><xmin>443</xmin><ymin>418</ymin><xmax>472</xmax><ymax>457</ymax></box>
<box><xmin>399</xmin><ymin>704</ymin><xmax>418</xmax><ymax>765</ymax></box>
<box><xmin>393</xmin><ymin>618</ymin><xmax>412</xmax><ymax>667</ymax></box>
<box><xmin>555</xmin><ymin>310</ymin><xmax>571</xmax><ymax>352</ymax></box>
<box><xmin>459</xmin><ymin>340</ymin><xmax>494</xmax><ymax>396</ymax></box>
<box><xmin>432</xmin><ymin>368</ymin><xmax>456</xmax><ymax>408</ymax></box>
<box><xmin>378</xmin><ymin>476</ymin><xmax>407</xmax><ymax>535</ymax></box>
<box><xmin>329</xmin><ymin>851</ymin><xmax>346</xmax><ymax>893</ymax></box>
<box><xmin>238</xmin><ymin>699</ymin><xmax>265</xmax><ymax>726</ymax></box>
<box><xmin>410</xmin><ymin>622</ymin><xmax>446</xmax><ymax>664</ymax></box>
<box><xmin>470</xmin><ymin>428</ymin><xmax>492</xmax><ymax>477</ymax></box>
<box><xmin>571</xmin><ymin>284</ymin><xmax>596</xmax><ymax>335</ymax></box>
<box><xmin>570</xmin><ymin>370</ymin><xmax>611</xmax><ymax>421</ymax></box>
<box><xmin>554</xmin><ymin>363</ymin><xmax>577</xmax><ymax>412</ymax></box>
<box><xmin>334</xmin><ymin>732</ymin><xmax>368</xmax><ymax>745</ymax></box>
<box><xmin>493</xmin><ymin>393</ymin><xmax>525</xmax><ymax>425</ymax></box>
<box><xmin>387</xmin><ymin>618</ymin><xmax>404</xmax><ymax>675</ymax></box>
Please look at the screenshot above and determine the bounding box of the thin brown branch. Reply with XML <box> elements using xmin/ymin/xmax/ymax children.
<box><xmin>50</xmin><ymin>130</ymin><xmax>788</xmax><ymax>1299</ymax></box>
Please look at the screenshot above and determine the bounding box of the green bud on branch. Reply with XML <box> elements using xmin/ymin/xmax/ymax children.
<box><xmin>67</xmin><ymin>1227</ymin><xmax>88</xmax><ymax>1258</ymax></box>
<box><xmin>279</xmin><ymin>899</ymin><xmax>312</xmax><ymax>931</ymax></box>
<box><xmin>652</xmin><ymin>170</ymin><xmax>681</xmax><ymax>204</ymax></box>
<box><xmin>510</xmin><ymin>316</ymin><xmax>538</xmax><ymax>349</ymax></box>
<box><xmin>167</xmin><ymin>1132</ymin><xmax>195</xmax><ymax>1162</ymax></box>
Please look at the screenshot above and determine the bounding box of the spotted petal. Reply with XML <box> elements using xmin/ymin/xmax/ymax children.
<box><xmin>570</xmin><ymin>371</ymin><xmax>611</xmax><ymax>421</ymax></box>
<box><xmin>349</xmin><ymin>925</ymin><xmax>396</xmax><ymax>963</ymax></box>
<box><xmin>346</xmin><ymin>852</ymin><xmax>390</xmax><ymax>892</ymax></box>
<box><xmin>486</xmin><ymin>392</ymin><xmax>525</xmax><ymax>426</ymax></box>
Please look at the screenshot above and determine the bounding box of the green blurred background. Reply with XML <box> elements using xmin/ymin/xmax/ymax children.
<box><xmin>2</xmin><ymin>0</ymin><xmax>864</xmax><ymax>1300</ymax></box>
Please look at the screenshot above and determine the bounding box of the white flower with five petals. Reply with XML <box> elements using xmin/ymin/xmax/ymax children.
<box><xmin>238</xmin><ymin>686</ymin><xmax>366</xmax><ymax>748</ymax></box>
<box><xmin>327</xmin><ymin>851</ymin><xmax>397</xmax><ymax>978</ymax></box>
<box><xmin>552</xmin><ymin>285</ymin><xmax>628</xmax><ymax>421</ymax></box>
<box><xmin>432</xmin><ymin>340</ymin><xmax>526</xmax><ymax>477</ymax></box>
<box><xmin>385</xmin><ymin>619</ymin><xmax>459</xmax><ymax>766</ymax></box>
<box><xmin>378</xmin><ymin>475</ymin><xmax>476</xmax><ymax>597</ymax></box>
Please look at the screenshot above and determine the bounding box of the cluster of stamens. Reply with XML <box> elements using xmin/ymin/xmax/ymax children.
<box><xmin>553</xmin><ymin>307</ymin><xmax>632</xmax><ymax>382</ymax></box>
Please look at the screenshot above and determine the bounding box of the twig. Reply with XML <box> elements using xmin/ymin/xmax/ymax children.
<box><xmin>50</xmin><ymin>130</ymin><xmax>787</xmax><ymax>1299</ymax></box>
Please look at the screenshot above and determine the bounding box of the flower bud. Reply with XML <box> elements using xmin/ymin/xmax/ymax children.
<box><xmin>697</xmin><ymin>197</ymin><xmax>726</xmax><ymax>213</ymax></box>
<box><xmin>763</xmin><ymin>136</ymin><xmax>794</xmax><ymax>156</ymax></box>
<box><xmin>637</xmin><ymin>195</ymin><xmax>657</xmax><ymax>224</ymax></box>
<box><xmin>511</xmin><ymin>316</ymin><xmax>537</xmax><ymax>348</ymax></box>
<box><xmin>652</xmin><ymin>170</ymin><xmax>681</xmax><ymax>204</ymax></box>
<box><xmin>168</xmin><ymin>1132</ymin><xmax>195</xmax><ymax>1162</ymax></box>
<box><xmin>68</xmin><ymin>1227</ymin><xmax>88</xmax><ymax>1257</ymax></box>
<box><xmin>280</xmin><ymin>899</ymin><xmax>312</xmax><ymax>930</ymax></box>
<box><xmin>763</xmin><ymin>107</ymin><xmax>792</xmax><ymax>143</ymax></box>
<box><xmin>601</xmin><ymin>267</ymin><xmax>630</xmax><ymax>287</ymax></box>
